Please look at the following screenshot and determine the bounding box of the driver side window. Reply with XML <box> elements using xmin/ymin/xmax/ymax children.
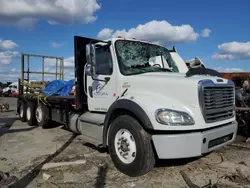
<box><xmin>95</xmin><ymin>46</ymin><xmax>113</xmax><ymax>75</ymax></box>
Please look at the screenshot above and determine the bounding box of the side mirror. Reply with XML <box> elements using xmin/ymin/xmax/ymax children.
<box><xmin>86</xmin><ymin>43</ymin><xmax>96</xmax><ymax>76</ymax></box>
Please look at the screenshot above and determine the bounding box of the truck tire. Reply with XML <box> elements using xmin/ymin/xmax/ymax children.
<box><xmin>35</xmin><ymin>104</ymin><xmax>50</xmax><ymax>128</ymax></box>
<box><xmin>19</xmin><ymin>102</ymin><xmax>26</xmax><ymax>122</ymax></box>
<box><xmin>108</xmin><ymin>115</ymin><xmax>155</xmax><ymax>177</ymax></box>
<box><xmin>26</xmin><ymin>102</ymin><xmax>37</xmax><ymax>126</ymax></box>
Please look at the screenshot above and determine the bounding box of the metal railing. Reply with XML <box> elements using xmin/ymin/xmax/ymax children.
<box><xmin>20</xmin><ymin>53</ymin><xmax>64</xmax><ymax>95</ymax></box>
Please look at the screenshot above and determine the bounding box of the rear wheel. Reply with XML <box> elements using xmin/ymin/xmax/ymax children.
<box><xmin>26</xmin><ymin>102</ymin><xmax>36</xmax><ymax>126</ymax></box>
<box><xmin>35</xmin><ymin>104</ymin><xmax>50</xmax><ymax>128</ymax></box>
<box><xmin>19</xmin><ymin>102</ymin><xmax>26</xmax><ymax>122</ymax></box>
<box><xmin>108</xmin><ymin>115</ymin><xmax>155</xmax><ymax>177</ymax></box>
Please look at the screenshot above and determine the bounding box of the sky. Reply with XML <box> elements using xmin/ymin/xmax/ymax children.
<box><xmin>0</xmin><ymin>0</ymin><xmax>250</xmax><ymax>82</ymax></box>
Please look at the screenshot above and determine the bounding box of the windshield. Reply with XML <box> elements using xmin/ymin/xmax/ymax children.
<box><xmin>115</xmin><ymin>40</ymin><xmax>179</xmax><ymax>75</ymax></box>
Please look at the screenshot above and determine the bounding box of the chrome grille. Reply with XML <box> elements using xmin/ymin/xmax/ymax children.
<box><xmin>199</xmin><ymin>80</ymin><xmax>235</xmax><ymax>123</ymax></box>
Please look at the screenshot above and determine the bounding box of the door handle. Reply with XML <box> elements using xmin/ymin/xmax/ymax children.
<box><xmin>88</xmin><ymin>86</ymin><xmax>93</xmax><ymax>98</ymax></box>
<box><xmin>104</xmin><ymin>77</ymin><xmax>110</xmax><ymax>82</ymax></box>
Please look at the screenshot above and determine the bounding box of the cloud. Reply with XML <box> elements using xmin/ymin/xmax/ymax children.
<box><xmin>11</xmin><ymin>68</ymin><xmax>16</xmax><ymax>72</ymax></box>
<box><xmin>0</xmin><ymin>67</ymin><xmax>20</xmax><ymax>82</ymax></box>
<box><xmin>0</xmin><ymin>73</ymin><xmax>18</xmax><ymax>82</ymax></box>
<box><xmin>97</xmin><ymin>28</ymin><xmax>113</xmax><ymax>39</ymax></box>
<box><xmin>219</xmin><ymin>41</ymin><xmax>250</xmax><ymax>55</ymax></box>
<box><xmin>51</xmin><ymin>42</ymin><xmax>67</xmax><ymax>48</ymax></box>
<box><xmin>0</xmin><ymin>39</ymin><xmax>19</xmax><ymax>50</ymax></box>
<box><xmin>215</xmin><ymin>67</ymin><xmax>244</xmax><ymax>72</ymax></box>
<box><xmin>212</xmin><ymin>53</ymin><xmax>235</xmax><ymax>60</ymax></box>
<box><xmin>0</xmin><ymin>0</ymin><xmax>101</xmax><ymax>29</ymax></box>
<box><xmin>16</xmin><ymin>18</ymin><xmax>38</xmax><ymax>30</ymax></box>
<box><xmin>0</xmin><ymin>51</ymin><xmax>19</xmax><ymax>65</ymax></box>
<box><xmin>64</xmin><ymin>56</ymin><xmax>74</xmax><ymax>67</ymax></box>
<box><xmin>64</xmin><ymin>68</ymin><xmax>75</xmax><ymax>80</ymax></box>
<box><xmin>212</xmin><ymin>41</ymin><xmax>250</xmax><ymax>60</ymax></box>
<box><xmin>97</xmin><ymin>20</ymin><xmax>201</xmax><ymax>44</ymax></box>
<box><xmin>201</xmin><ymin>28</ymin><xmax>211</xmax><ymax>38</ymax></box>
<box><xmin>44</xmin><ymin>56</ymin><xmax>74</xmax><ymax>68</ymax></box>
<box><xmin>51</xmin><ymin>42</ymin><xmax>62</xmax><ymax>48</ymax></box>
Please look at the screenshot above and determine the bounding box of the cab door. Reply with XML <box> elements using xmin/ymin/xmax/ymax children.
<box><xmin>86</xmin><ymin>44</ymin><xmax>117</xmax><ymax>112</ymax></box>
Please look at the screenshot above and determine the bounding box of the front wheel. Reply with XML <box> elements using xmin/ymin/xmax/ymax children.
<box><xmin>108</xmin><ymin>115</ymin><xmax>155</xmax><ymax>177</ymax></box>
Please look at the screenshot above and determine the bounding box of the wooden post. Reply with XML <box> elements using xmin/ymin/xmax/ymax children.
<box><xmin>18</xmin><ymin>78</ymin><xmax>21</xmax><ymax>96</ymax></box>
<box><xmin>27</xmin><ymin>55</ymin><xmax>30</xmax><ymax>81</ymax></box>
<box><xmin>61</xmin><ymin>57</ymin><xmax>64</xmax><ymax>80</ymax></box>
<box><xmin>56</xmin><ymin>58</ymin><xmax>58</xmax><ymax>79</ymax></box>
<box><xmin>21</xmin><ymin>53</ymin><xmax>24</xmax><ymax>94</ymax></box>
<box><xmin>27</xmin><ymin>55</ymin><xmax>30</xmax><ymax>92</ymax></box>
<box><xmin>59</xmin><ymin>58</ymin><xmax>62</xmax><ymax>80</ymax></box>
<box><xmin>42</xmin><ymin>57</ymin><xmax>44</xmax><ymax>81</ymax></box>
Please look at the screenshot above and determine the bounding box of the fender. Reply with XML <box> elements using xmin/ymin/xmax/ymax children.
<box><xmin>102</xmin><ymin>99</ymin><xmax>153</xmax><ymax>146</ymax></box>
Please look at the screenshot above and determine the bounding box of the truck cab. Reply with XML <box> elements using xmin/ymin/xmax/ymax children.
<box><xmin>73</xmin><ymin>36</ymin><xmax>237</xmax><ymax>176</ymax></box>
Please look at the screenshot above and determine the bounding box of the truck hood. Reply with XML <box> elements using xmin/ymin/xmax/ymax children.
<box><xmin>121</xmin><ymin>72</ymin><xmax>233</xmax><ymax>129</ymax></box>
<box><xmin>122</xmin><ymin>72</ymin><xmax>229</xmax><ymax>98</ymax></box>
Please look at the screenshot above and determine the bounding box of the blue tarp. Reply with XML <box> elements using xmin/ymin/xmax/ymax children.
<box><xmin>41</xmin><ymin>79</ymin><xmax>75</xmax><ymax>96</ymax></box>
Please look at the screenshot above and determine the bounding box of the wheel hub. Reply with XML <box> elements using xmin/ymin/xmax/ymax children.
<box><xmin>114</xmin><ymin>129</ymin><xmax>136</xmax><ymax>164</ymax></box>
<box><xmin>36</xmin><ymin>107</ymin><xmax>42</xmax><ymax>123</ymax></box>
<box><xmin>120</xmin><ymin>140</ymin><xmax>129</xmax><ymax>152</ymax></box>
<box><xmin>27</xmin><ymin>107</ymin><xmax>31</xmax><ymax>120</ymax></box>
<box><xmin>20</xmin><ymin>106</ymin><xmax>23</xmax><ymax>117</ymax></box>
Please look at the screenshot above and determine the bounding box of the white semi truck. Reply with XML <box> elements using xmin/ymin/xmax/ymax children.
<box><xmin>17</xmin><ymin>36</ymin><xmax>237</xmax><ymax>177</ymax></box>
<box><xmin>1</xmin><ymin>82</ymin><xmax>19</xmax><ymax>97</ymax></box>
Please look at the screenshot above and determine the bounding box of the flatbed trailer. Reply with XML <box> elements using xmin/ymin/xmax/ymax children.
<box><xmin>17</xmin><ymin>35</ymin><xmax>238</xmax><ymax>177</ymax></box>
<box><xmin>17</xmin><ymin>52</ymin><xmax>79</xmax><ymax>126</ymax></box>
<box><xmin>18</xmin><ymin>94</ymin><xmax>76</xmax><ymax>123</ymax></box>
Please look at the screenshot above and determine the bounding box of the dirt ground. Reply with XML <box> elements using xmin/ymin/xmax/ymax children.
<box><xmin>1</xmin><ymin>97</ymin><xmax>250</xmax><ymax>188</ymax></box>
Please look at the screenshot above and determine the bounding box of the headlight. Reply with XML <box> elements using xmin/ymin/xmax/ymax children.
<box><xmin>155</xmin><ymin>109</ymin><xmax>195</xmax><ymax>125</ymax></box>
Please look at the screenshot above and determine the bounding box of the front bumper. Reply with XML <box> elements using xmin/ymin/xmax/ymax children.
<box><xmin>152</xmin><ymin>121</ymin><xmax>238</xmax><ymax>159</ymax></box>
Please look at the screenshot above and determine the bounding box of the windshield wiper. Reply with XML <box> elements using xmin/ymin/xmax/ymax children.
<box><xmin>162</xmin><ymin>68</ymin><xmax>173</xmax><ymax>72</ymax></box>
<box><xmin>148</xmin><ymin>68</ymin><xmax>173</xmax><ymax>72</ymax></box>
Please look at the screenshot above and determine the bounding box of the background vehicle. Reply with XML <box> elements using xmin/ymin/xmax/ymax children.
<box><xmin>17</xmin><ymin>36</ymin><xmax>237</xmax><ymax>177</ymax></box>
<box><xmin>220</xmin><ymin>73</ymin><xmax>250</xmax><ymax>137</ymax></box>
<box><xmin>1</xmin><ymin>82</ymin><xmax>18</xmax><ymax>97</ymax></box>
<box><xmin>1</xmin><ymin>81</ymin><xmax>29</xmax><ymax>97</ymax></box>
<box><xmin>185</xmin><ymin>56</ymin><xmax>250</xmax><ymax>139</ymax></box>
